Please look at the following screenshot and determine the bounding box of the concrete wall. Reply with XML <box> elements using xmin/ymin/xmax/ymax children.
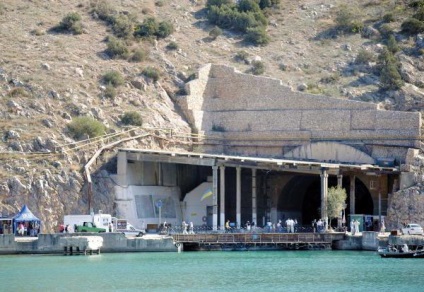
<box><xmin>0</xmin><ymin>234</ymin><xmax>177</xmax><ymax>254</ymax></box>
<box><xmin>115</xmin><ymin>185</ymin><xmax>182</xmax><ymax>229</ymax></box>
<box><xmin>182</xmin><ymin>182</ymin><xmax>213</xmax><ymax>226</ymax></box>
<box><xmin>0</xmin><ymin>235</ymin><xmax>16</xmax><ymax>253</ymax></box>
<box><xmin>362</xmin><ymin>231</ymin><xmax>380</xmax><ymax>250</ymax></box>
<box><xmin>178</xmin><ymin>64</ymin><xmax>421</xmax><ymax>162</ymax></box>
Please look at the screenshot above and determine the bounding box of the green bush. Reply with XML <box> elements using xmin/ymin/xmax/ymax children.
<box><xmin>106</xmin><ymin>36</ymin><xmax>129</xmax><ymax>59</ymax></box>
<box><xmin>378</xmin><ymin>47</ymin><xmax>404</xmax><ymax>90</ymax></box>
<box><xmin>206</xmin><ymin>0</ymin><xmax>233</xmax><ymax>8</ymax></box>
<box><xmin>380</xmin><ymin>62</ymin><xmax>404</xmax><ymax>90</ymax></box>
<box><xmin>209</xmin><ymin>26</ymin><xmax>223</xmax><ymax>39</ymax></box>
<box><xmin>135</xmin><ymin>17</ymin><xmax>158</xmax><ymax>38</ymax></box>
<box><xmin>58</xmin><ymin>12</ymin><xmax>83</xmax><ymax>34</ymax></box>
<box><xmin>91</xmin><ymin>0</ymin><xmax>117</xmax><ymax>24</ymax></box>
<box><xmin>166</xmin><ymin>41</ymin><xmax>178</xmax><ymax>50</ymax></box>
<box><xmin>245</xmin><ymin>26</ymin><xmax>270</xmax><ymax>45</ymax></box>
<box><xmin>409</xmin><ymin>0</ymin><xmax>424</xmax><ymax>8</ymax></box>
<box><xmin>111</xmin><ymin>14</ymin><xmax>135</xmax><ymax>38</ymax></box>
<box><xmin>206</xmin><ymin>0</ymin><xmax>270</xmax><ymax>46</ymax></box>
<box><xmin>401</xmin><ymin>18</ymin><xmax>424</xmax><ymax>34</ymax></box>
<box><xmin>355</xmin><ymin>49</ymin><xmax>376</xmax><ymax>64</ymax></box>
<box><xmin>104</xmin><ymin>84</ymin><xmax>117</xmax><ymax>99</ymax></box>
<box><xmin>387</xmin><ymin>35</ymin><xmax>399</xmax><ymax>53</ymax></box>
<box><xmin>121</xmin><ymin>111</ymin><xmax>143</xmax><ymax>126</ymax></box>
<box><xmin>102</xmin><ymin>70</ymin><xmax>124</xmax><ymax>87</ymax></box>
<box><xmin>142</xmin><ymin>67</ymin><xmax>160</xmax><ymax>82</ymax></box>
<box><xmin>130</xmin><ymin>48</ymin><xmax>147</xmax><ymax>62</ymax></box>
<box><xmin>134</xmin><ymin>18</ymin><xmax>174</xmax><ymax>39</ymax></box>
<box><xmin>251</xmin><ymin>60</ymin><xmax>265</xmax><ymax>75</ymax></box>
<box><xmin>379</xmin><ymin>23</ymin><xmax>394</xmax><ymax>37</ymax></box>
<box><xmin>382</xmin><ymin>13</ymin><xmax>395</xmax><ymax>23</ymax></box>
<box><xmin>157</xmin><ymin>21</ymin><xmax>174</xmax><ymax>38</ymax></box>
<box><xmin>67</xmin><ymin>116</ymin><xmax>106</xmax><ymax>140</ymax></box>
<box><xmin>259</xmin><ymin>0</ymin><xmax>281</xmax><ymax>9</ymax></box>
<box><xmin>235</xmin><ymin>50</ymin><xmax>249</xmax><ymax>63</ymax></box>
<box><xmin>413</xmin><ymin>7</ymin><xmax>424</xmax><ymax>21</ymax></box>
<box><xmin>238</xmin><ymin>0</ymin><xmax>261</xmax><ymax>13</ymax></box>
<box><xmin>335</xmin><ymin>6</ymin><xmax>363</xmax><ymax>33</ymax></box>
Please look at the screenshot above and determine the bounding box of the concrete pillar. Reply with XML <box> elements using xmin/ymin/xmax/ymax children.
<box><xmin>337</xmin><ymin>174</ymin><xmax>343</xmax><ymax>228</ymax></box>
<box><xmin>219</xmin><ymin>166</ymin><xmax>226</xmax><ymax>231</ymax></box>
<box><xmin>252</xmin><ymin>169</ymin><xmax>257</xmax><ymax>226</ymax></box>
<box><xmin>337</xmin><ymin>174</ymin><xmax>343</xmax><ymax>188</ymax></box>
<box><xmin>157</xmin><ymin>162</ymin><xmax>162</xmax><ymax>186</ymax></box>
<box><xmin>378</xmin><ymin>175</ymin><xmax>382</xmax><ymax>226</ymax></box>
<box><xmin>212</xmin><ymin>166</ymin><xmax>218</xmax><ymax>230</ymax></box>
<box><xmin>236</xmin><ymin>166</ymin><xmax>241</xmax><ymax>228</ymax></box>
<box><xmin>350</xmin><ymin>175</ymin><xmax>356</xmax><ymax>215</ymax></box>
<box><xmin>320</xmin><ymin>169</ymin><xmax>328</xmax><ymax>228</ymax></box>
<box><xmin>117</xmin><ymin>151</ymin><xmax>128</xmax><ymax>186</ymax></box>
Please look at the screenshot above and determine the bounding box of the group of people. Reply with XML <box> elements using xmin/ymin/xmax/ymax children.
<box><xmin>58</xmin><ymin>224</ymin><xmax>74</xmax><ymax>233</ymax></box>
<box><xmin>312</xmin><ymin>219</ymin><xmax>326</xmax><ymax>233</ymax></box>
<box><xmin>284</xmin><ymin>218</ymin><xmax>297</xmax><ymax>233</ymax></box>
<box><xmin>17</xmin><ymin>222</ymin><xmax>40</xmax><ymax>237</ymax></box>
<box><xmin>182</xmin><ymin>221</ymin><xmax>195</xmax><ymax>234</ymax></box>
<box><xmin>350</xmin><ymin>219</ymin><xmax>361</xmax><ymax>235</ymax></box>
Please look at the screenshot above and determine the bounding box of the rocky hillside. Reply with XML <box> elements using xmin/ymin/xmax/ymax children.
<box><xmin>1</xmin><ymin>0</ymin><xmax>424</xmax><ymax>231</ymax></box>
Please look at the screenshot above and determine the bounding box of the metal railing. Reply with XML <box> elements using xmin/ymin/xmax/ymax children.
<box><xmin>172</xmin><ymin>232</ymin><xmax>335</xmax><ymax>244</ymax></box>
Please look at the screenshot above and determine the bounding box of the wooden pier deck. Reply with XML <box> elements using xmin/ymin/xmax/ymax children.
<box><xmin>172</xmin><ymin>233</ymin><xmax>346</xmax><ymax>251</ymax></box>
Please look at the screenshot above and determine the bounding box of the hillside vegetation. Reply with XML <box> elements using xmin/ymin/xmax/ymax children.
<box><xmin>0</xmin><ymin>0</ymin><xmax>424</xmax><ymax>231</ymax></box>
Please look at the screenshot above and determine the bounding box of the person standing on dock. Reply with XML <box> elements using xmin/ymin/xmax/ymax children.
<box><xmin>182</xmin><ymin>221</ymin><xmax>188</xmax><ymax>234</ymax></box>
<box><xmin>189</xmin><ymin>222</ymin><xmax>195</xmax><ymax>234</ymax></box>
<box><xmin>277</xmin><ymin>220</ymin><xmax>282</xmax><ymax>233</ymax></box>
<box><xmin>246</xmin><ymin>221</ymin><xmax>251</xmax><ymax>232</ymax></box>
<box><xmin>18</xmin><ymin>223</ymin><xmax>25</xmax><ymax>236</ymax></box>
<box><xmin>285</xmin><ymin>218</ymin><xmax>290</xmax><ymax>233</ymax></box>
<box><xmin>317</xmin><ymin>219</ymin><xmax>323</xmax><ymax>233</ymax></box>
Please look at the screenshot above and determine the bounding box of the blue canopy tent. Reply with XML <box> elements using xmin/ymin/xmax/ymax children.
<box><xmin>13</xmin><ymin>205</ymin><xmax>41</xmax><ymax>236</ymax></box>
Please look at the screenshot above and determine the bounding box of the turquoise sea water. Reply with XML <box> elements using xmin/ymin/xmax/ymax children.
<box><xmin>0</xmin><ymin>250</ymin><xmax>423</xmax><ymax>292</ymax></box>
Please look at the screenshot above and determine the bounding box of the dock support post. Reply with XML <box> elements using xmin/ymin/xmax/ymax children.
<box><xmin>252</xmin><ymin>169</ymin><xmax>257</xmax><ymax>227</ymax></box>
<box><xmin>212</xmin><ymin>166</ymin><xmax>218</xmax><ymax>231</ymax></box>
<box><xmin>236</xmin><ymin>167</ymin><xmax>241</xmax><ymax>229</ymax></box>
<box><xmin>350</xmin><ymin>175</ymin><xmax>356</xmax><ymax>216</ymax></box>
<box><xmin>320</xmin><ymin>168</ymin><xmax>328</xmax><ymax>230</ymax></box>
<box><xmin>220</xmin><ymin>166</ymin><xmax>226</xmax><ymax>231</ymax></box>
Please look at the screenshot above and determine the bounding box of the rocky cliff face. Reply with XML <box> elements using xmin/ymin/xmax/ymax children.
<box><xmin>1</xmin><ymin>0</ymin><xmax>424</xmax><ymax>232</ymax></box>
<box><xmin>387</xmin><ymin>151</ymin><xmax>424</xmax><ymax>230</ymax></box>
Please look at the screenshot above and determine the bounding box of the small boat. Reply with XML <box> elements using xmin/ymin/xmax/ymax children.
<box><xmin>378</xmin><ymin>245</ymin><xmax>424</xmax><ymax>258</ymax></box>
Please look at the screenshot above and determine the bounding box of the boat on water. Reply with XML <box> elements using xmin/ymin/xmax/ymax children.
<box><xmin>378</xmin><ymin>244</ymin><xmax>424</xmax><ymax>258</ymax></box>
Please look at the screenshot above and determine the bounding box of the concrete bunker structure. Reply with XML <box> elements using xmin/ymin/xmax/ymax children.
<box><xmin>112</xmin><ymin>64</ymin><xmax>421</xmax><ymax>232</ymax></box>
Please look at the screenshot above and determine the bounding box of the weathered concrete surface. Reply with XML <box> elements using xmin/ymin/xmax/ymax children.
<box><xmin>0</xmin><ymin>233</ymin><xmax>177</xmax><ymax>254</ymax></box>
<box><xmin>362</xmin><ymin>231</ymin><xmax>380</xmax><ymax>251</ymax></box>
<box><xmin>0</xmin><ymin>235</ymin><xmax>16</xmax><ymax>253</ymax></box>
<box><xmin>59</xmin><ymin>236</ymin><xmax>103</xmax><ymax>252</ymax></box>
<box><xmin>178</xmin><ymin>64</ymin><xmax>421</xmax><ymax>163</ymax></box>
<box><xmin>388</xmin><ymin>235</ymin><xmax>424</xmax><ymax>246</ymax></box>
<box><xmin>332</xmin><ymin>235</ymin><xmax>363</xmax><ymax>250</ymax></box>
<box><xmin>333</xmin><ymin>232</ymin><xmax>424</xmax><ymax>250</ymax></box>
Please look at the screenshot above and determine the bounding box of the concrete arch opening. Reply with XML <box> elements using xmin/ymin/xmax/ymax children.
<box><xmin>277</xmin><ymin>175</ymin><xmax>373</xmax><ymax>226</ymax></box>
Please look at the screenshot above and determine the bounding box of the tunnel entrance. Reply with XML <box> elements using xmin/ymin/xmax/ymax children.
<box><xmin>278</xmin><ymin>175</ymin><xmax>373</xmax><ymax>226</ymax></box>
